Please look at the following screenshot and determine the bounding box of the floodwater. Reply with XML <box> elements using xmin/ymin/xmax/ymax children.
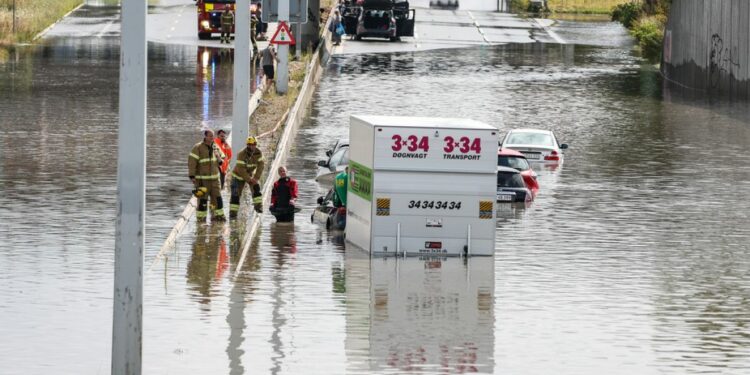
<box><xmin>2</xmin><ymin>7</ymin><xmax>750</xmax><ymax>375</ymax></box>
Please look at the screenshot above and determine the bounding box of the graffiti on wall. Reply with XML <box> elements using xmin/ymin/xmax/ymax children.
<box><xmin>709</xmin><ymin>33</ymin><xmax>741</xmax><ymax>88</ymax></box>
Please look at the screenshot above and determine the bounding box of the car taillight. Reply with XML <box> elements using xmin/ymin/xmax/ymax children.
<box><xmin>337</xmin><ymin>207</ymin><xmax>347</xmax><ymax>215</ymax></box>
<box><xmin>544</xmin><ymin>150</ymin><xmax>559</xmax><ymax>161</ymax></box>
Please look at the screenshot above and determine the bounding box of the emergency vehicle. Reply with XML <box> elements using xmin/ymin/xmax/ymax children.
<box><xmin>196</xmin><ymin>0</ymin><xmax>236</xmax><ymax>40</ymax></box>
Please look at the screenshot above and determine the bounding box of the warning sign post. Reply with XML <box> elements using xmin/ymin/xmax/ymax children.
<box><xmin>270</xmin><ymin>21</ymin><xmax>295</xmax><ymax>45</ymax></box>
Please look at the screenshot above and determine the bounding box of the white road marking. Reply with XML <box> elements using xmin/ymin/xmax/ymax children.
<box><xmin>533</xmin><ymin>18</ymin><xmax>566</xmax><ymax>44</ymax></box>
<box><xmin>467</xmin><ymin>11</ymin><xmax>490</xmax><ymax>44</ymax></box>
<box><xmin>413</xmin><ymin>25</ymin><xmax>420</xmax><ymax>49</ymax></box>
<box><xmin>96</xmin><ymin>17</ymin><xmax>117</xmax><ymax>38</ymax></box>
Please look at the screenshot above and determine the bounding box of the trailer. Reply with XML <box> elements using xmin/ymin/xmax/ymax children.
<box><xmin>346</xmin><ymin>115</ymin><xmax>498</xmax><ymax>256</ymax></box>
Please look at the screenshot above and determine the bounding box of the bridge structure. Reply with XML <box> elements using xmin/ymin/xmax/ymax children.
<box><xmin>662</xmin><ymin>0</ymin><xmax>750</xmax><ymax>99</ymax></box>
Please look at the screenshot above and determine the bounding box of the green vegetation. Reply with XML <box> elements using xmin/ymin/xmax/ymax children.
<box><xmin>547</xmin><ymin>0</ymin><xmax>631</xmax><ymax>14</ymax></box>
<box><xmin>611</xmin><ymin>1</ymin><xmax>641</xmax><ymax>27</ymax></box>
<box><xmin>510</xmin><ymin>0</ymin><xmax>530</xmax><ymax>13</ymax></box>
<box><xmin>0</xmin><ymin>0</ymin><xmax>82</xmax><ymax>45</ymax></box>
<box><xmin>612</xmin><ymin>0</ymin><xmax>671</xmax><ymax>61</ymax></box>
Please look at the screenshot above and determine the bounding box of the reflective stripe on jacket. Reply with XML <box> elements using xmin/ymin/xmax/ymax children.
<box><xmin>231</xmin><ymin>147</ymin><xmax>264</xmax><ymax>183</ymax></box>
<box><xmin>188</xmin><ymin>141</ymin><xmax>221</xmax><ymax>181</ymax></box>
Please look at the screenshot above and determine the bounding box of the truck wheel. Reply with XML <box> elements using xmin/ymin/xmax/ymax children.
<box><xmin>355</xmin><ymin>35</ymin><xmax>362</xmax><ymax>41</ymax></box>
<box><xmin>390</xmin><ymin>36</ymin><xmax>399</xmax><ymax>42</ymax></box>
<box><xmin>198</xmin><ymin>32</ymin><xmax>210</xmax><ymax>40</ymax></box>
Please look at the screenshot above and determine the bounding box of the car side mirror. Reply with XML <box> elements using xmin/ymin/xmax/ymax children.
<box><xmin>560</xmin><ymin>143</ymin><xmax>569</xmax><ymax>150</ymax></box>
<box><xmin>317</xmin><ymin>196</ymin><xmax>325</xmax><ymax>205</ymax></box>
<box><xmin>325</xmin><ymin>150</ymin><xmax>332</xmax><ymax>157</ymax></box>
<box><xmin>317</xmin><ymin>160</ymin><xmax>328</xmax><ymax>167</ymax></box>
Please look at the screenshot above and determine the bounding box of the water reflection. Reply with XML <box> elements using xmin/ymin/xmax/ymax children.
<box><xmin>226</xmin><ymin>224</ymin><xmax>261</xmax><ymax>375</ymax></box>
<box><xmin>345</xmin><ymin>254</ymin><xmax>495</xmax><ymax>373</ymax></box>
<box><xmin>186</xmin><ymin>225</ymin><xmax>230</xmax><ymax>309</ymax></box>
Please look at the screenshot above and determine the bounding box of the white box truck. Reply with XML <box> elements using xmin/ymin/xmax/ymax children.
<box><xmin>346</xmin><ymin>115</ymin><xmax>498</xmax><ymax>256</ymax></box>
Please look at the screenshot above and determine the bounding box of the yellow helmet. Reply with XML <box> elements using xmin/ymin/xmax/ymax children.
<box><xmin>193</xmin><ymin>186</ymin><xmax>208</xmax><ymax>198</ymax></box>
<box><xmin>246</xmin><ymin>136</ymin><xmax>257</xmax><ymax>145</ymax></box>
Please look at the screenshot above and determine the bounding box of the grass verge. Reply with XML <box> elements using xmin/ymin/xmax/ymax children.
<box><xmin>547</xmin><ymin>0</ymin><xmax>631</xmax><ymax>14</ymax></box>
<box><xmin>251</xmin><ymin>54</ymin><xmax>311</xmax><ymax>177</ymax></box>
<box><xmin>0</xmin><ymin>0</ymin><xmax>83</xmax><ymax>45</ymax></box>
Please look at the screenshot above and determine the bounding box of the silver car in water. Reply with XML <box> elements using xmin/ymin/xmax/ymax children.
<box><xmin>500</xmin><ymin>128</ymin><xmax>568</xmax><ymax>163</ymax></box>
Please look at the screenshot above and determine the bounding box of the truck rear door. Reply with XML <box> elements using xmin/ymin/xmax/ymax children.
<box><xmin>396</xmin><ymin>9</ymin><xmax>415</xmax><ymax>37</ymax></box>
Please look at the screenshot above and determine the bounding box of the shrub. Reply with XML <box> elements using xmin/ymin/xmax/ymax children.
<box><xmin>510</xmin><ymin>0</ymin><xmax>530</xmax><ymax>13</ymax></box>
<box><xmin>631</xmin><ymin>16</ymin><xmax>664</xmax><ymax>60</ymax></box>
<box><xmin>611</xmin><ymin>1</ymin><xmax>642</xmax><ymax>28</ymax></box>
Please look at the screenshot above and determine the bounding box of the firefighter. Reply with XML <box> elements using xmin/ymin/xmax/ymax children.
<box><xmin>214</xmin><ymin>129</ymin><xmax>232</xmax><ymax>189</ymax></box>
<box><xmin>230</xmin><ymin>136</ymin><xmax>265</xmax><ymax>218</ymax></box>
<box><xmin>333</xmin><ymin>166</ymin><xmax>348</xmax><ymax>208</ymax></box>
<box><xmin>250</xmin><ymin>11</ymin><xmax>259</xmax><ymax>55</ymax></box>
<box><xmin>220</xmin><ymin>7</ymin><xmax>234</xmax><ymax>44</ymax></box>
<box><xmin>189</xmin><ymin>129</ymin><xmax>226</xmax><ymax>222</ymax></box>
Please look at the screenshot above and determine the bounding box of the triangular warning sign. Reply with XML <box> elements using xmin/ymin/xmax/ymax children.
<box><xmin>270</xmin><ymin>21</ymin><xmax>296</xmax><ymax>45</ymax></box>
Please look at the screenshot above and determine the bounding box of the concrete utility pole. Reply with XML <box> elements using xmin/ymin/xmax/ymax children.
<box><xmin>296</xmin><ymin>22</ymin><xmax>302</xmax><ymax>60</ymax></box>
<box><xmin>277</xmin><ymin>0</ymin><xmax>289</xmax><ymax>94</ymax></box>
<box><xmin>232</xmin><ymin>0</ymin><xmax>251</xmax><ymax>157</ymax></box>
<box><xmin>112</xmin><ymin>0</ymin><xmax>147</xmax><ymax>374</ymax></box>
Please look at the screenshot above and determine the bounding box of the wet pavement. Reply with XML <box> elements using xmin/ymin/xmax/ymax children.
<box><xmin>2</xmin><ymin>2</ymin><xmax>750</xmax><ymax>375</ymax></box>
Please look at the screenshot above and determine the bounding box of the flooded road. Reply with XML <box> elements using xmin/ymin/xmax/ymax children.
<box><xmin>2</xmin><ymin>5</ymin><xmax>750</xmax><ymax>374</ymax></box>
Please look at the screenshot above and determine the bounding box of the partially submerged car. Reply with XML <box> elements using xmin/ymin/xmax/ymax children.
<box><xmin>498</xmin><ymin>147</ymin><xmax>539</xmax><ymax>194</ymax></box>
<box><xmin>496</xmin><ymin>166</ymin><xmax>534</xmax><ymax>203</ymax></box>
<box><xmin>500</xmin><ymin>128</ymin><xmax>568</xmax><ymax>163</ymax></box>
<box><xmin>311</xmin><ymin>189</ymin><xmax>346</xmax><ymax>230</ymax></box>
<box><xmin>315</xmin><ymin>140</ymin><xmax>349</xmax><ymax>185</ymax></box>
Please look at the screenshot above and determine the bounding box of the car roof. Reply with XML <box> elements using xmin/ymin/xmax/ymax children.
<box><xmin>506</xmin><ymin>128</ymin><xmax>554</xmax><ymax>135</ymax></box>
<box><xmin>497</xmin><ymin>148</ymin><xmax>525</xmax><ymax>157</ymax></box>
<box><xmin>496</xmin><ymin>166</ymin><xmax>521</xmax><ymax>173</ymax></box>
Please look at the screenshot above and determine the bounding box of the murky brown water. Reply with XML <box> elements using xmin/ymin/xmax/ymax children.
<box><xmin>1</xmin><ymin>7</ymin><xmax>750</xmax><ymax>375</ymax></box>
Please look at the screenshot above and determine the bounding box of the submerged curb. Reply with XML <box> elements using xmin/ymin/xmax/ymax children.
<box><xmin>233</xmin><ymin>18</ymin><xmax>335</xmax><ymax>276</ymax></box>
<box><xmin>32</xmin><ymin>2</ymin><xmax>85</xmax><ymax>42</ymax></box>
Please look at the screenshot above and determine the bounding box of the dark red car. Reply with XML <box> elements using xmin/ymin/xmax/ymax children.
<box><xmin>498</xmin><ymin>148</ymin><xmax>539</xmax><ymax>195</ymax></box>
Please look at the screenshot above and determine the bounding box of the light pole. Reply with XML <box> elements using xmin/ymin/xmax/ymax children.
<box><xmin>112</xmin><ymin>0</ymin><xmax>147</xmax><ymax>374</ymax></box>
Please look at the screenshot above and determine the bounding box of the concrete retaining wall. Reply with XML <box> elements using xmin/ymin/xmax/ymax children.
<box><xmin>662</xmin><ymin>0</ymin><xmax>749</xmax><ymax>99</ymax></box>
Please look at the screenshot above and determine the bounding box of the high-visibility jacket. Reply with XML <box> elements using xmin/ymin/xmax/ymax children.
<box><xmin>333</xmin><ymin>172</ymin><xmax>347</xmax><ymax>207</ymax></box>
<box><xmin>188</xmin><ymin>141</ymin><xmax>221</xmax><ymax>182</ymax></box>
<box><xmin>232</xmin><ymin>147</ymin><xmax>264</xmax><ymax>183</ymax></box>
<box><xmin>214</xmin><ymin>138</ymin><xmax>232</xmax><ymax>174</ymax></box>
<box><xmin>221</xmin><ymin>11</ymin><xmax>235</xmax><ymax>27</ymax></box>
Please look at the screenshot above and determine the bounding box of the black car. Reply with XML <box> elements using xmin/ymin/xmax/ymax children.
<box><xmin>342</xmin><ymin>0</ymin><xmax>415</xmax><ymax>41</ymax></box>
<box><xmin>496</xmin><ymin>166</ymin><xmax>533</xmax><ymax>203</ymax></box>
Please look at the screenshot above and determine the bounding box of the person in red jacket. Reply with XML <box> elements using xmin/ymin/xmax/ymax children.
<box><xmin>214</xmin><ymin>129</ymin><xmax>232</xmax><ymax>189</ymax></box>
<box><xmin>270</xmin><ymin>166</ymin><xmax>299</xmax><ymax>222</ymax></box>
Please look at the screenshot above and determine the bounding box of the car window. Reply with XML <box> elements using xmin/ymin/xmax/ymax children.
<box><xmin>497</xmin><ymin>172</ymin><xmax>525</xmax><ymax>188</ymax></box>
<box><xmin>498</xmin><ymin>155</ymin><xmax>530</xmax><ymax>171</ymax></box>
<box><xmin>506</xmin><ymin>132</ymin><xmax>554</xmax><ymax>146</ymax></box>
<box><xmin>329</xmin><ymin>147</ymin><xmax>349</xmax><ymax>169</ymax></box>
